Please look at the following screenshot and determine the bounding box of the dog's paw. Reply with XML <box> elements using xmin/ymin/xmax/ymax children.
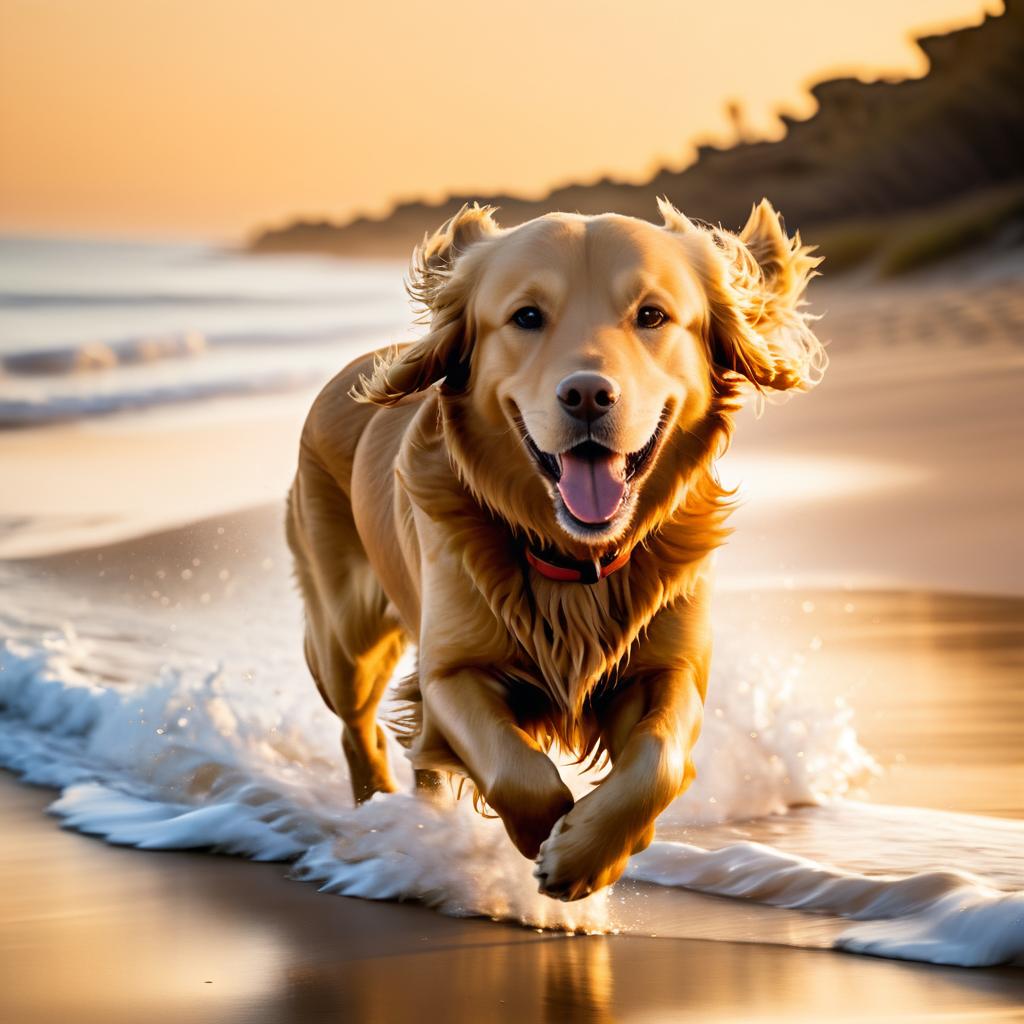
<box><xmin>532</xmin><ymin>798</ymin><xmax>635</xmax><ymax>901</ymax></box>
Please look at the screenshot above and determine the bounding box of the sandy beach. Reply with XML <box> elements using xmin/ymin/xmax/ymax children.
<box><xmin>2</xmin><ymin>252</ymin><xmax>1023</xmax><ymax>1021</ymax></box>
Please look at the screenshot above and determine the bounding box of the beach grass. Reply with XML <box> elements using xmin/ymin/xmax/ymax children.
<box><xmin>808</xmin><ymin>181</ymin><xmax>1024</xmax><ymax>277</ymax></box>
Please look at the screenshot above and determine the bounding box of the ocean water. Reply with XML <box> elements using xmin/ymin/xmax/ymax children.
<box><xmin>0</xmin><ymin>236</ymin><xmax>413</xmax><ymax>425</ymax></box>
<box><xmin>0</xmin><ymin>237</ymin><xmax>1021</xmax><ymax>969</ymax></box>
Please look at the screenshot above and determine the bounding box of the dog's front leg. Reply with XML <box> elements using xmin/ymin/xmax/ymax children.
<box><xmin>413</xmin><ymin>510</ymin><xmax>574</xmax><ymax>857</ymax></box>
<box><xmin>423</xmin><ymin>670</ymin><xmax>574</xmax><ymax>858</ymax></box>
<box><xmin>533</xmin><ymin>666</ymin><xmax>705</xmax><ymax>900</ymax></box>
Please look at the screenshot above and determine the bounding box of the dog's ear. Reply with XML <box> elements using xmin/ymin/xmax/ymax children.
<box><xmin>353</xmin><ymin>203</ymin><xmax>502</xmax><ymax>406</ymax></box>
<box><xmin>659</xmin><ymin>197</ymin><xmax>825</xmax><ymax>392</ymax></box>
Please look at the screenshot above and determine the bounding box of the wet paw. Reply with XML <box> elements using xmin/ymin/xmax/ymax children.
<box><xmin>532</xmin><ymin>800</ymin><xmax>633</xmax><ymax>901</ymax></box>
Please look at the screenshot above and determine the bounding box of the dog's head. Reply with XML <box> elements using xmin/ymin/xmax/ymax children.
<box><xmin>357</xmin><ymin>200</ymin><xmax>824</xmax><ymax>553</ymax></box>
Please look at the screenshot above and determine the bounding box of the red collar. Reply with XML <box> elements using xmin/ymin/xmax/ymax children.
<box><xmin>525</xmin><ymin>546</ymin><xmax>631</xmax><ymax>584</ymax></box>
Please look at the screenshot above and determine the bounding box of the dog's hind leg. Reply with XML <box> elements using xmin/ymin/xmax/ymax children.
<box><xmin>288</xmin><ymin>465</ymin><xmax>408</xmax><ymax>804</ymax></box>
<box><xmin>305</xmin><ymin>594</ymin><xmax>406</xmax><ymax>803</ymax></box>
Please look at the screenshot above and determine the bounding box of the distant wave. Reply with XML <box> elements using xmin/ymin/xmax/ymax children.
<box><xmin>3</xmin><ymin>332</ymin><xmax>209</xmax><ymax>375</ymax></box>
<box><xmin>0</xmin><ymin>368</ymin><xmax>331</xmax><ymax>427</ymax></box>
<box><xmin>1</xmin><ymin>323</ymin><xmax>386</xmax><ymax>377</ymax></box>
<box><xmin>0</xmin><ymin>291</ymin><xmax>353</xmax><ymax>308</ymax></box>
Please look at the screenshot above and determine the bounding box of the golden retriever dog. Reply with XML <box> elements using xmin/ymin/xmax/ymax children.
<box><xmin>286</xmin><ymin>198</ymin><xmax>823</xmax><ymax>901</ymax></box>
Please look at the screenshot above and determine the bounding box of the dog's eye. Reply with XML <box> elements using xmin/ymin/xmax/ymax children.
<box><xmin>511</xmin><ymin>306</ymin><xmax>545</xmax><ymax>331</ymax></box>
<box><xmin>636</xmin><ymin>306</ymin><xmax>668</xmax><ymax>329</ymax></box>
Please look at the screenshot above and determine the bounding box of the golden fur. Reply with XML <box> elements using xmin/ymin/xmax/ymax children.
<box><xmin>286</xmin><ymin>199</ymin><xmax>823</xmax><ymax>899</ymax></box>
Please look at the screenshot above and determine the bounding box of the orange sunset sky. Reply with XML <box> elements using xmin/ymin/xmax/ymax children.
<box><xmin>0</xmin><ymin>0</ymin><xmax>1003</xmax><ymax>241</ymax></box>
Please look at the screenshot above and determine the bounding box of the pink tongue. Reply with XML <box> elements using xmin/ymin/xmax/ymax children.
<box><xmin>556</xmin><ymin>451</ymin><xmax>627</xmax><ymax>524</ymax></box>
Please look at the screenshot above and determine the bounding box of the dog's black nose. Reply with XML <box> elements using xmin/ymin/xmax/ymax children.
<box><xmin>556</xmin><ymin>372</ymin><xmax>620</xmax><ymax>422</ymax></box>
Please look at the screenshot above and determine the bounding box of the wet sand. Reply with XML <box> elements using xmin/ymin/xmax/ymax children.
<box><xmin>713</xmin><ymin>588</ymin><xmax>1024</xmax><ymax>820</ymax></box>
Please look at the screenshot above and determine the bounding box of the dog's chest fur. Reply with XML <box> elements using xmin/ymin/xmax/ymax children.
<box><xmin>397</xmin><ymin>400</ymin><xmax>724</xmax><ymax>722</ymax></box>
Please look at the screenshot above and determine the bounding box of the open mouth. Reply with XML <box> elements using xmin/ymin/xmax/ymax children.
<box><xmin>518</xmin><ymin>409</ymin><xmax>669</xmax><ymax>528</ymax></box>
